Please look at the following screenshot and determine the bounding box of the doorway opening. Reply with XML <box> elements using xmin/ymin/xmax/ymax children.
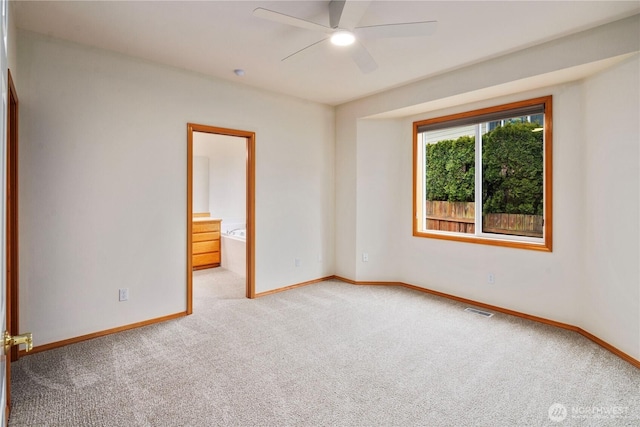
<box><xmin>186</xmin><ymin>124</ymin><xmax>255</xmax><ymax>313</ymax></box>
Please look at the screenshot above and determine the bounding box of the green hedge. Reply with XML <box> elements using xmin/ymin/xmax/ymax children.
<box><xmin>425</xmin><ymin>136</ymin><xmax>474</xmax><ymax>202</ymax></box>
<box><xmin>425</xmin><ymin>122</ymin><xmax>543</xmax><ymax>215</ymax></box>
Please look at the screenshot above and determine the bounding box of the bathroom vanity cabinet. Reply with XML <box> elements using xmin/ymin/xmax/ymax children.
<box><xmin>192</xmin><ymin>218</ymin><xmax>221</xmax><ymax>270</ymax></box>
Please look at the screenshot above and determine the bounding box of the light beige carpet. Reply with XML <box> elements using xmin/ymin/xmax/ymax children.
<box><xmin>8</xmin><ymin>268</ymin><xmax>640</xmax><ymax>426</ymax></box>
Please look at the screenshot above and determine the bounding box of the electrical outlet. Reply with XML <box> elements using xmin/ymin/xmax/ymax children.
<box><xmin>295</xmin><ymin>258</ymin><xmax>301</xmax><ymax>267</ymax></box>
<box><xmin>318</xmin><ymin>253</ymin><xmax>323</xmax><ymax>263</ymax></box>
<box><xmin>362</xmin><ymin>252</ymin><xmax>369</xmax><ymax>262</ymax></box>
<box><xmin>119</xmin><ymin>288</ymin><xmax>129</xmax><ymax>301</ymax></box>
<box><xmin>487</xmin><ymin>273</ymin><xmax>495</xmax><ymax>284</ymax></box>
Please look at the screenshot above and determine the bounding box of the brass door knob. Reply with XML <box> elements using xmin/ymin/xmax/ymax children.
<box><xmin>3</xmin><ymin>331</ymin><xmax>33</xmax><ymax>354</ymax></box>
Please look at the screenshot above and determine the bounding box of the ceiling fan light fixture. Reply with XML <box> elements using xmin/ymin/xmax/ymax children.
<box><xmin>330</xmin><ymin>31</ymin><xmax>355</xmax><ymax>46</ymax></box>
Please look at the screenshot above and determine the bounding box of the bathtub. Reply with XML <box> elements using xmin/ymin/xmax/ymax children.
<box><xmin>226</xmin><ymin>228</ymin><xmax>246</xmax><ymax>239</ymax></box>
<box><xmin>221</xmin><ymin>228</ymin><xmax>246</xmax><ymax>277</ymax></box>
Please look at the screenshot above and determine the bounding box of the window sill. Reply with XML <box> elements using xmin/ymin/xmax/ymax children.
<box><xmin>412</xmin><ymin>230</ymin><xmax>552</xmax><ymax>252</ymax></box>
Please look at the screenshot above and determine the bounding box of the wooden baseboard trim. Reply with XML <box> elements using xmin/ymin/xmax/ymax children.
<box><xmin>19</xmin><ymin>312</ymin><xmax>187</xmax><ymax>356</ymax></box>
<box><xmin>254</xmin><ymin>276</ymin><xmax>335</xmax><ymax>298</ymax></box>
<box><xmin>332</xmin><ymin>276</ymin><xmax>639</xmax><ymax>369</ymax></box>
<box><xmin>23</xmin><ymin>276</ymin><xmax>331</xmax><ymax>355</ymax></box>
<box><xmin>576</xmin><ymin>327</ymin><xmax>640</xmax><ymax>369</ymax></box>
<box><xmin>333</xmin><ymin>276</ymin><xmax>356</xmax><ymax>284</ymax></box>
<box><xmin>19</xmin><ymin>277</ymin><xmax>639</xmax><ymax>369</ymax></box>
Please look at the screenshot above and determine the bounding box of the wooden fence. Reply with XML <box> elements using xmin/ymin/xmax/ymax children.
<box><xmin>425</xmin><ymin>201</ymin><xmax>543</xmax><ymax>237</ymax></box>
<box><xmin>426</xmin><ymin>201</ymin><xmax>475</xmax><ymax>233</ymax></box>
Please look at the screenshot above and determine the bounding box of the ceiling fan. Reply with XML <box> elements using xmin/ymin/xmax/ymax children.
<box><xmin>253</xmin><ymin>0</ymin><xmax>437</xmax><ymax>74</ymax></box>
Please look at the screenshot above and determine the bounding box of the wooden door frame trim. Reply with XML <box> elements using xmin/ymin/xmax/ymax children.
<box><xmin>7</xmin><ymin>69</ymin><xmax>18</xmax><ymax>357</ymax></box>
<box><xmin>187</xmin><ymin>124</ymin><xmax>256</xmax><ymax>313</ymax></box>
<box><xmin>5</xmin><ymin>69</ymin><xmax>19</xmax><ymax>414</ymax></box>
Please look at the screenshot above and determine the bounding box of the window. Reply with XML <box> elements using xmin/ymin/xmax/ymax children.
<box><xmin>413</xmin><ymin>96</ymin><xmax>552</xmax><ymax>251</ymax></box>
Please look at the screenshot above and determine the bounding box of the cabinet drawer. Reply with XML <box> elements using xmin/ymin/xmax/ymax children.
<box><xmin>193</xmin><ymin>221</ymin><xmax>220</xmax><ymax>233</ymax></box>
<box><xmin>193</xmin><ymin>231</ymin><xmax>220</xmax><ymax>243</ymax></box>
<box><xmin>193</xmin><ymin>252</ymin><xmax>220</xmax><ymax>267</ymax></box>
<box><xmin>193</xmin><ymin>240</ymin><xmax>220</xmax><ymax>255</ymax></box>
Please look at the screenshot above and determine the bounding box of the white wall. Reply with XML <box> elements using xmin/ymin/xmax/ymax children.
<box><xmin>582</xmin><ymin>56</ymin><xmax>640</xmax><ymax>359</ymax></box>
<box><xmin>351</xmin><ymin>84</ymin><xmax>586</xmax><ymax>327</ymax></box>
<box><xmin>335</xmin><ymin>16</ymin><xmax>639</xmax><ymax>359</ymax></box>
<box><xmin>16</xmin><ymin>30</ymin><xmax>335</xmax><ymax>346</ymax></box>
<box><xmin>354</xmin><ymin>119</ymin><xmax>404</xmax><ymax>281</ymax></box>
<box><xmin>7</xmin><ymin>2</ymin><xmax>18</xmax><ymax>77</ymax></box>
<box><xmin>335</xmin><ymin>113</ymin><xmax>358</xmax><ymax>279</ymax></box>
<box><xmin>193</xmin><ymin>133</ymin><xmax>246</xmax><ymax>227</ymax></box>
<box><xmin>402</xmin><ymin>85</ymin><xmax>585</xmax><ymax>320</ymax></box>
<box><xmin>192</xmin><ymin>156</ymin><xmax>209</xmax><ymax>213</ymax></box>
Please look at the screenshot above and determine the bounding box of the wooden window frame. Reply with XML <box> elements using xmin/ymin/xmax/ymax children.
<box><xmin>413</xmin><ymin>96</ymin><xmax>553</xmax><ymax>252</ymax></box>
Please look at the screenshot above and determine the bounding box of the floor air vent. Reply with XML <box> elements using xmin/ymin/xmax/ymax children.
<box><xmin>464</xmin><ymin>307</ymin><xmax>494</xmax><ymax>318</ymax></box>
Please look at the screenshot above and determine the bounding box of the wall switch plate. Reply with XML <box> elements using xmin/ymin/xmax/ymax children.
<box><xmin>487</xmin><ymin>273</ymin><xmax>495</xmax><ymax>284</ymax></box>
<box><xmin>119</xmin><ymin>288</ymin><xmax>129</xmax><ymax>301</ymax></box>
<box><xmin>362</xmin><ymin>252</ymin><xmax>369</xmax><ymax>262</ymax></box>
<box><xmin>294</xmin><ymin>258</ymin><xmax>301</xmax><ymax>267</ymax></box>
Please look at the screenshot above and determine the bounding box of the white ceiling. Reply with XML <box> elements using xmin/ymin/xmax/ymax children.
<box><xmin>13</xmin><ymin>1</ymin><xmax>640</xmax><ymax>106</ymax></box>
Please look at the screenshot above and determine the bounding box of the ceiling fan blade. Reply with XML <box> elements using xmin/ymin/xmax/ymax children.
<box><xmin>282</xmin><ymin>38</ymin><xmax>329</xmax><ymax>62</ymax></box>
<box><xmin>253</xmin><ymin>7</ymin><xmax>332</xmax><ymax>34</ymax></box>
<box><xmin>350</xmin><ymin>41</ymin><xmax>378</xmax><ymax>74</ymax></box>
<box><xmin>355</xmin><ymin>21</ymin><xmax>438</xmax><ymax>38</ymax></box>
<box><xmin>329</xmin><ymin>0</ymin><xmax>371</xmax><ymax>30</ymax></box>
<box><xmin>329</xmin><ymin>0</ymin><xmax>345</xmax><ymax>29</ymax></box>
